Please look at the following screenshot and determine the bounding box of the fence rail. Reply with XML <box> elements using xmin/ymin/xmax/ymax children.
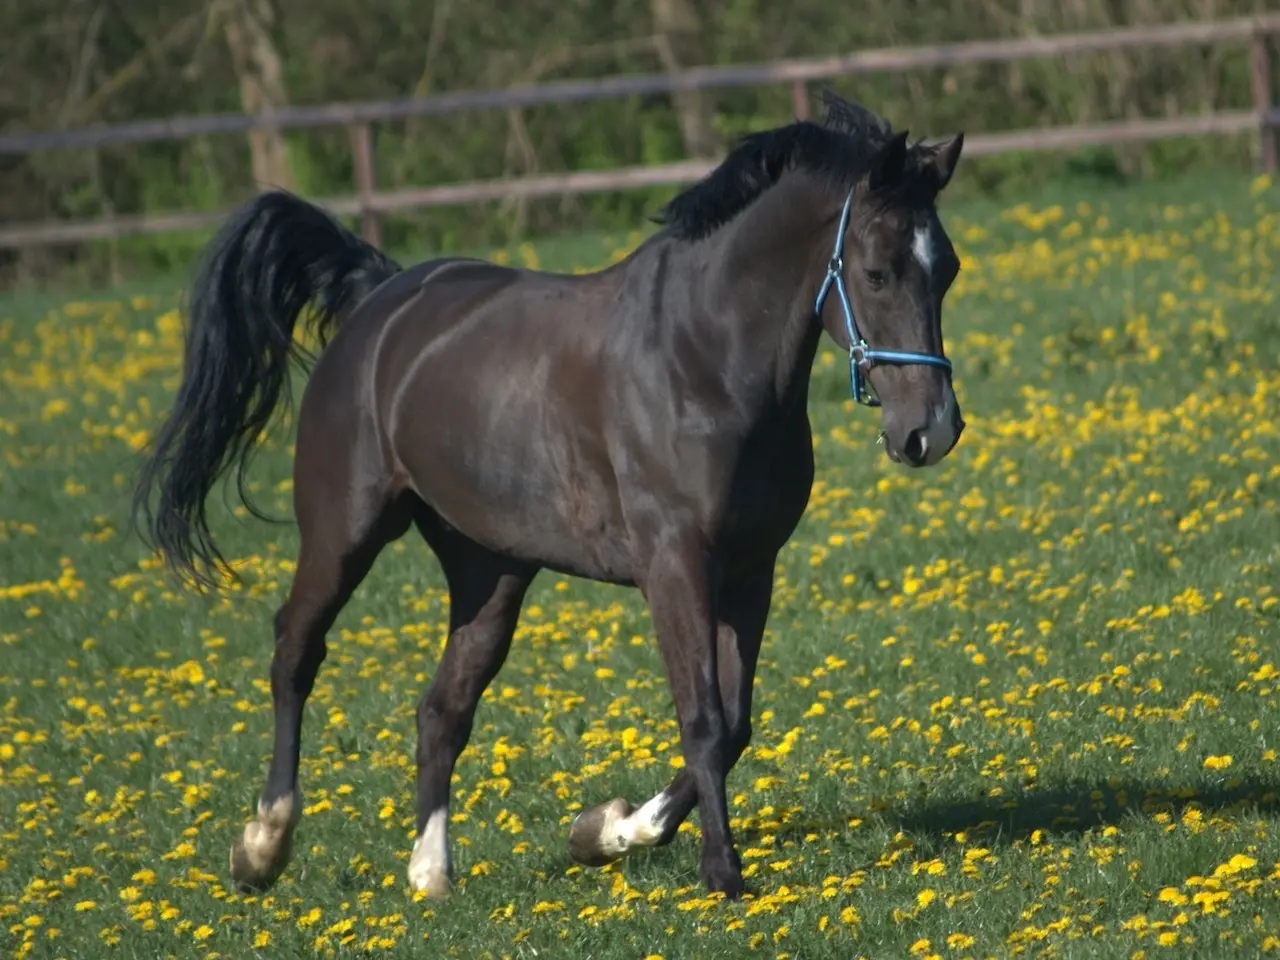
<box><xmin>2</xmin><ymin>14</ymin><xmax>1277</xmax><ymax>250</ymax></box>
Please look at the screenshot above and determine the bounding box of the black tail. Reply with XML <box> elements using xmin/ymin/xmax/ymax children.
<box><xmin>132</xmin><ymin>189</ymin><xmax>401</xmax><ymax>590</ymax></box>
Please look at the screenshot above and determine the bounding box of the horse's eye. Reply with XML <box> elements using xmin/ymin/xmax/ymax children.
<box><xmin>865</xmin><ymin>269</ymin><xmax>887</xmax><ymax>289</ymax></box>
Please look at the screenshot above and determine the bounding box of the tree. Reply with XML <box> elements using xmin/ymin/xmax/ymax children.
<box><xmin>651</xmin><ymin>0</ymin><xmax>718</xmax><ymax>159</ymax></box>
<box><xmin>219</xmin><ymin>0</ymin><xmax>293</xmax><ymax>191</ymax></box>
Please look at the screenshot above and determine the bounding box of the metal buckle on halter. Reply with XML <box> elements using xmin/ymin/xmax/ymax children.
<box><xmin>849</xmin><ymin>341</ymin><xmax>870</xmax><ymax>370</ymax></box>
<box><xmin>848</xmin><ymin>347</ymin><xmax>880</xmax><ymax>407</ymax></box>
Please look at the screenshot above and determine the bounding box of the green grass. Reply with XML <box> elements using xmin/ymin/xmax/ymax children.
<box><xmin>2</xmin><ymin>169</ymin><xmax>1279</xmax><ymax>959</ymax></box>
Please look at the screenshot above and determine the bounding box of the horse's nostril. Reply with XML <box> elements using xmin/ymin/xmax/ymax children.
<box><xmin>903</xmin><ymin>428</ymin><xmax>928</xmax><ymax>467</ymax></box>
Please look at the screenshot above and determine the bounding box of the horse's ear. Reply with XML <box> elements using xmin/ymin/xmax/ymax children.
<box><xmin>865</xmin><ymin>130</ymin><xmax>909</xmax><ymax>192</ymax></box>
<box><xmin>928</xmin><ymin>133</ymin><xmax>964</xmax><ymax>191</ymax></box>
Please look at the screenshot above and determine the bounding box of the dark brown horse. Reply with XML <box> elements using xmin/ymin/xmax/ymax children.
<box><xmin>133</xmin><ymin>92</ymin><xmax>966</xmax><ymax>901</ymax></box>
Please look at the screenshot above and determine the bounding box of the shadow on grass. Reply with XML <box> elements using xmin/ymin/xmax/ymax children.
<box><xmin>743</xmin><ymin>774</ymin><xmax>1280</xmax><ymax>849</ymax></box>
<box><xmin>312</xmin><ymin>776</ymin><xmax>1280</xmax><ymax>892</ymax></box>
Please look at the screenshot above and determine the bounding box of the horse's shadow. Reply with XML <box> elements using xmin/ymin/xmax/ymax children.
<box><xmin>738</xmin><ymin>774</ymin><xmax>1280</xmax><ymax>850</ymax></box>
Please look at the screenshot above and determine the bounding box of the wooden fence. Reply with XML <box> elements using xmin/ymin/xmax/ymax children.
<box><xmin>1</xmin><ymin>14</ymin><xmax>1277</xmax><ymax>251</ymax></box>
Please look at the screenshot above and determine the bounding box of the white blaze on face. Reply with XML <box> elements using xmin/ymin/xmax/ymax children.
<box><xmin>912</xmin><ymin>224</ymin><xmax>935</xmax><ymax>277</ymax></box>
<box><xmin>908</xmin><ymin>220</ymin><xmax>962</xmax><ymax>466</ymax></box>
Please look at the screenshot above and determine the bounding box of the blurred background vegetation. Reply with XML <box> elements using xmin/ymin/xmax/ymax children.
<box><xmin>1</xmin><ymin>0</ymin><xmax>1275</xmax><ymax>286</ymax></box>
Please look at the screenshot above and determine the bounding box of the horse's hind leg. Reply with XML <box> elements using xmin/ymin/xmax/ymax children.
<box><xmin>568</xmin><ymin>555</ymin><xmax>773</xmax><ymax>871</ymax></box>
<box><xmin>407</xmin><ymin>524</ymin><xmax>536</xmax><ymax>898</ymax></box>
<box><xmin>229</xmin><ymin>435</ymin><xmax>409</xmax><ymax>893</ymax></box>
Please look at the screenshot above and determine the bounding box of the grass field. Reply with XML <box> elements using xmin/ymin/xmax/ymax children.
<box><xmin>2</xmin><ymin>170</ymin><xmax>1279</xmax><ymax>959</ymax></box>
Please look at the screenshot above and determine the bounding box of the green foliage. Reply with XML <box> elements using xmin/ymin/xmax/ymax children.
<box><xmin>1</xmin><ymin>0</ymin><xmax>1275</xmax><ymax>287</ymax></box>
<box><xmin>1</xmin><ymin>170</ymin><xmax>1279</xmax><ymax>957</ymax></box>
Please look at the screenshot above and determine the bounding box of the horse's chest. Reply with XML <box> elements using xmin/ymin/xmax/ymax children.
<box><xmin>718</xmin><ymin>434</ymin><xmax>815</xmax><ymax>557</ymax></box>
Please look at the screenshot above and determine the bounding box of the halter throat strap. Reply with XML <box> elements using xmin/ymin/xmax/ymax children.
<box><xmin>812</xmin><ymin>189</ymin><xmax>953</xmax><ymax>407</ymax></box>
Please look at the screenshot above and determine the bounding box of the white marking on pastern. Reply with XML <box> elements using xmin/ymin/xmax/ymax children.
<box><xmin>407</xmin><ymin>808</ymin><xmax>452</xmax><ymax>897</ymax></box>
<box><xmin>239</xmin><ymin>794</ymin><xmax>297</xmax><ymax>874</ymax></box>
<box><xmin>596</xmin><ymin>791</ymin><xmax>673</xmax><ymax>860</ymax></box>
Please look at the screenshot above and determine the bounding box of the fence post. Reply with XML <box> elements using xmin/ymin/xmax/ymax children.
<box><xmin>348</xmin><ymin>122</ymin><xmax>382</xmax><ymax>247</ymax></box>
<box><xmin>791</xmin><ymin>81</ymin><xmax>811</xmax><ymax>121</ymax></box>
<box><xmin>1251</xmin><ymin>29</ymin><xmax>1278</xmax><ymax>175</ymax></box>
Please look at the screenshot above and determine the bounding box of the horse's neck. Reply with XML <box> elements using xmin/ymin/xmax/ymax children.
<box><xmin>710</xmin><ymin>174</ymin><xmax>834</xmax><ymax>410</ymax></box>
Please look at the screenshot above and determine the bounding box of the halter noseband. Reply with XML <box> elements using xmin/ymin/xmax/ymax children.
<box><xmin>813</xmin><ymin>190</ymin><xmax>953</xmax><ymax>407</ymax></box>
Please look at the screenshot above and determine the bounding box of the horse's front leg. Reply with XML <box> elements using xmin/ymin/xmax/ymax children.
<box><xmin>638</xmin><ymin>532</ymin><xmax>743</xmax><ymax>897</ymax></box>
<box><xmin>568</xmin><ymin>556</ymin><xmax>774</xmax><ymax>879</ymax></box>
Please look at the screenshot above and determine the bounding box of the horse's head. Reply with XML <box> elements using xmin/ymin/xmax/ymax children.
<box><xmin>814</xmin><ymin>101</ymin><xmax>966</xmax><ymax>469</ymax></box>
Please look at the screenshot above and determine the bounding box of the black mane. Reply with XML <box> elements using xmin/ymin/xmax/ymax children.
<box><xmin>655</xmin><ymin>91</ymin><xmax>932</xmax><ymax>241</ymax></box>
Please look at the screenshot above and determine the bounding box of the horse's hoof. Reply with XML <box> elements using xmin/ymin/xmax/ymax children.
<box><xmin>702</xmin><ymin>848</ymin><xmax>746</xmax><ymax>900</ymax></box>
<box><xmin>229</xmin><ymin>820</ymin><xmax>292</xmax><ymax>893</ymax></box>
<box><xmin>408</xmin><ymin>865</ymin><xmax>453</xmax><ymax>900</ymax></box>
<box><xmin>568</xmin><ymin>797</ymin><xmax>634</xmax><ymax>867</ymax></box>
<box><xmin>230</xmin><ymin>832</ymin><xmax>285</xmax><ymax>893</ymax></box>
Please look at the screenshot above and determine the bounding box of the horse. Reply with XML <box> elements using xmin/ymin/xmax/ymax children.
<box><xmin>131</xmin><ymin>91</ymin><xmax>966</xmax><ymax>901</ymax></box>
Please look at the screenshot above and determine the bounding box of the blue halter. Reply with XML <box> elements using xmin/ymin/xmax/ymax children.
<box><xmin>813</xmin><ymin>190</ymin><xmax>953</xmax><ymax>407</ymax></box>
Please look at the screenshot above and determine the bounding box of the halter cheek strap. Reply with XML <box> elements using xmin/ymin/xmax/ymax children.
<box><xmin>813</xmin><ymin>190</ymin><xmax>953</xmax><ymax>407</ymax></box>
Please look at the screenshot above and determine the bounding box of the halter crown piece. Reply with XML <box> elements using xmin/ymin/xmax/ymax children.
<box><xmin>813</xmin><ymin>190</ymin><xmax>953</xmax><ymax>407</ymax></box>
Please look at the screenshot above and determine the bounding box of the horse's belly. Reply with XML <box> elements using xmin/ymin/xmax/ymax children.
<box><xmin>396</xmin><ymin>415</ymin><xmax>637</xmax><ymax>584</ymax></box>
<box><xmin>433</xmin><ymin>484</ymin><xmax>637</xmax><ymax>585</ymax></box>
